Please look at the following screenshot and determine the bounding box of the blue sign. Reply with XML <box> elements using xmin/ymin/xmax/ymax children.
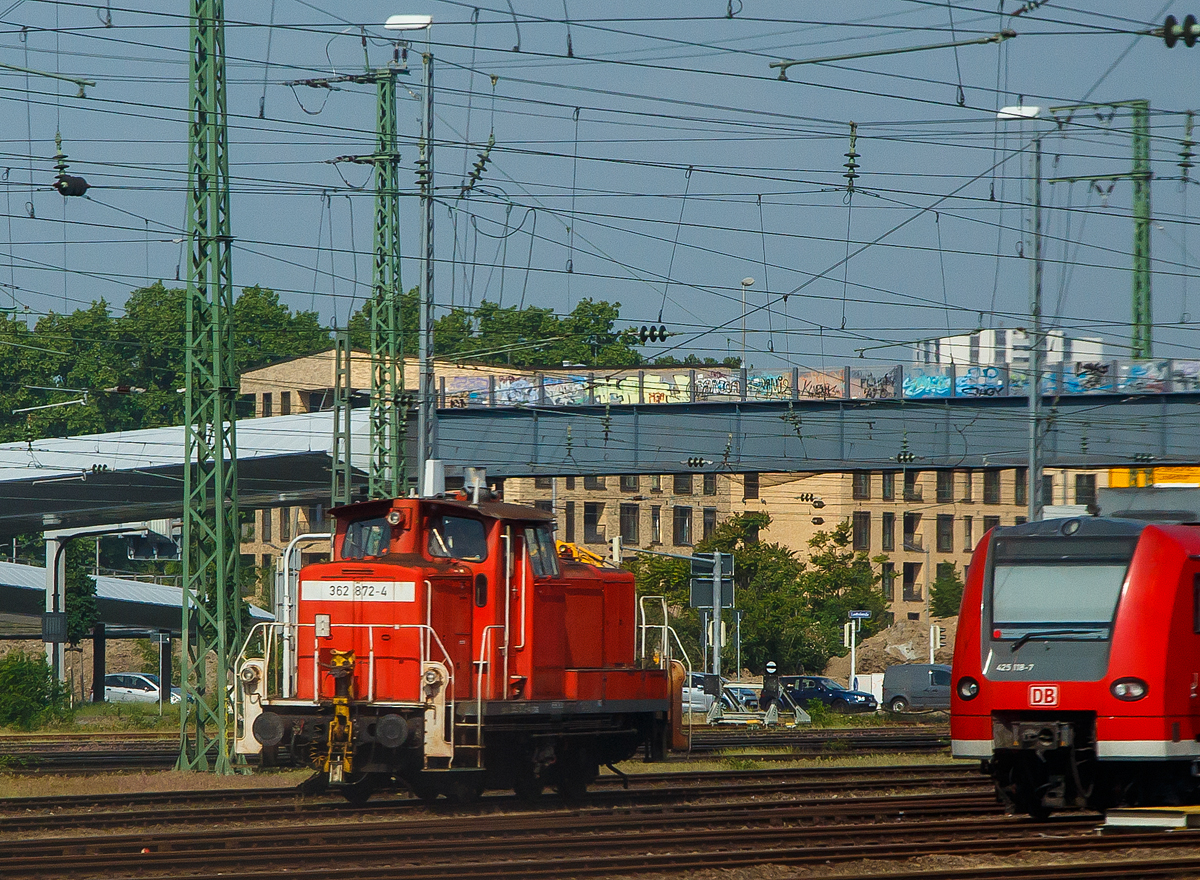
<box><xmin>849</xmin><ymin>610</ymin><xmax>872</xmax><ymax>619</ymax></box>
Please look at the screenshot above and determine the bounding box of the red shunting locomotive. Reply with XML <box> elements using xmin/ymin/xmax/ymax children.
<box><xmin>952</xmin><ymin>517</ymin><xmax>1200</xmax><ymax>817</ymax></box>
<box><xmin>234</xmin><ymin>493</ymin><xmax>680</xmax><ymax>802</ymax></box>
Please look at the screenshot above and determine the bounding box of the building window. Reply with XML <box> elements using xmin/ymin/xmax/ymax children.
<box><xmin>983</xmin><ymin>470</ymin><xmax>1001</xmax><ymax>504</ymax></box>
<box><xmin>881</xmin><ymin>562</ymin><xmax>895</xmax><ymax>601</ymax></box>
<box><xmin>1015</xmin><ymin>516</ymin><xmax>1027</xmax><ymax>525</ymax></box>
<box><xmin>583</xmin><ymin>502</ymin><xmax>605</xmax><ymax>543</ymax></box>
<box><xmin>743</xmin><ymin>473</ymin><xmax>760</xmax><ymax>500</ymax></box>
<box><xmin>983</xmin><ymin>515</ymin><xmax>1001</xmax><ymax>533</ymax></box>
<box><xmin>703</xmin><ymin>508</ymin><xmax>718</xmax><ymax>541</ymax></box>
<box><xmin>262</xmin><ymin>392</ymin><xmax>273</xmax><ymax>418</ymax></box>
<box><xmin>534</xmin><ymin>499</ymin><xmax>553</xmax><ymax>514</ymax></box>
<box><xmin>651</xmin><ymin>506</ymin><xmax>662</xmax><ymax>544</ymax></box>
<box><xmin>1014</xmin><ymin>468</ymin><xmax>1027</xmax><ymax>507</ymax></box>
<box><xmin>961</xmin><ymin>470</ymin><xmax>973</xmax><ymax>502</ymax></box>
<box><xmin>565</xmin><ymin>476</ymin><xmax>576</xmax><ymax>490</ymax></box>
<box><xmin>936</xmin><ymin>471</ymin><xmax>954</xmax><ymax>504</ymax></box>
<box><xmin>852</xmin><ymin>472</ymin><xmax>871</xmax><ymax>500</ymax></box>
<box><xmin>650</xmin><ymin>475</ymin><xmax>662</xmax><ymax>493</ymax></box>
<box><xmin>963</xmin><ymin>515</ymin><xmax>974</xmax><ymax>552</ymax></box>
<box><xmin>584</xmin><ymin>475</ymin><xmax>606</xmax><ymax>491</ymax></box>
<box><xmin>307</xmin><ymin>504</ymin><xmax>325</xmax><ymax>528</ymax></box>
<box><xmin>261</xmin><ymin>510</ymin><xmax>272</xmax><ymax>544</ymax></box>
<box><xmin>903</xmin><ymin>471</ymin><xmax>922</xmax><ymax>502</ymax></box>
<box><xmin>881</xmin><ymin>472</ymin><xmax>895</xmax><ymax>501</ymax></box>
<box><xmin>903</xmin><ymin>512</ymin><xmax>921</xmax><ymax>551</ymax></box>
<box><xmin>280</xmin><ymin>391</ymin><xmax>291</xmax><ymax>416</ymax></box>
<box><xmin>279</xmin><ymin>507</ymin><xmax>292</xmax><ymax>543</ymax></box>
<box><xmin>673</xmin><ymin>474</ymin><xmax>693</xmax><ymax>495</ymax></box>
<box><xmin>902</xmin><ymin>562</ymin><xmax>922</xmax><ymax>602</ymax></box>
<box><xmin>1076</xmin><ymin>474</ymin><xmax>1097</xmax><ymax>508</ymax></box>
<box><xmin>881</xmin><ymin>512</ymin><xmax>895</xmax><ymax>551</ymax></box>
<box><xmin>565</xmin><ymin>501</ymin><xmax>576</xmax><ymax>542</ymax></box>
<box><xmin>673</xmin><ymin>506</ymin><xmax>693</xmax><ymax>546</ymax></box>
<box><xmin>1042</xmin><ymin>474</ymin><xmax>1054</xmax><ymax>505</ymax></box>
<box><xmin>620</xmin><ymin>504</ymin><xmax>640</xmax><ymax>545</ymax></box>
<box><xmin>534</xmin><ymin>476</ymin><xmax>553</xmax><ymax>490</ymax></box>
<box><xmin>852</xmin><ymin>511</ymin><xmax>871</xmax><ymax>551</ymax></box>
<box><xmin>703</xmin><ymin>473</ymin><xmax>717</xmax><ymax>495</ymax></box>
<box><xmin>936</xmin><ymin>514</ymin><xmax>954</xmax><ymax>553</ymax></box>
<box><xmin>260</xmin><ymin>553</ymin><xmax>271</xmax><ymax>572</ymax></box>
<box><xmin>620</xmin><ymin>474</ymin><xmax>639</xmax><ymax>492</ymax></box>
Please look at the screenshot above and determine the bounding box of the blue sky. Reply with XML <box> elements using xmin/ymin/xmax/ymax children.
<box><xmin>0</xmin><ymin>2</ymin><xmax>1192</xmax><ymax>370</ymax></box>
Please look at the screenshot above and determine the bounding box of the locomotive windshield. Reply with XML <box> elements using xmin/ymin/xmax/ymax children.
<box><xmin>990</xmin><ymin>535</ymin><xmax>1137</xmax><ymax>626</ymax></box>
<box><xmin>428</xmin><ymin>515</ymin><xmax>488</xmax><ymax>562</ymax></box>
<box><xmin>343</xmin><ymin>516</ymin><xmax>392</xmax><ymax>559</ymax></box>
<box><xmin>524</xmin><ymin>525</ymin><xmax>560</xmax><ymax>578</ymax></box>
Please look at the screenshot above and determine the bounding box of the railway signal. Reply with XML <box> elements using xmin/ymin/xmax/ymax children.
<box><xmin>638</xmin><ymin>324</ymin><xmax>669</xmax><ymax>343</ymax></box>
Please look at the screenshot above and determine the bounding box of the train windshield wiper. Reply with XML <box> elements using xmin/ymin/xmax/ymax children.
<box><xmin>1010</xmin><ymin>628</ymin><xmax>1105</xmax><ymax>652</ymax></box>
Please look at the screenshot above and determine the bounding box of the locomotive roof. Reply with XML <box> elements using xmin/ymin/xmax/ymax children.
<box><xmin>331</xmin><ymin>495</ymin><xmax>555</xmax><ymax>524</ymax></box>
<box><xmin>994</xmin><ymin>517</ymin><xmax>1148</xmax><ymax>539</ymax></box>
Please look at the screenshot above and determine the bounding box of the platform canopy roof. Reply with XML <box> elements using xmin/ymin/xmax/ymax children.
<box><xmin>0</xmin><ymin>560</ymin><xmax>271</xmax><ymax>638</ymax></box>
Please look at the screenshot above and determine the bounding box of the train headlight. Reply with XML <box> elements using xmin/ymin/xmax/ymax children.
<box><xmin>957</xmin><ymin>677</ymin><xmax>980</xmax><ymax>700</ymax></box>
<box><xmin>1111</xmin><ymin>678</ymin><xmax>1148</xmax><ymax>701</ymax></box>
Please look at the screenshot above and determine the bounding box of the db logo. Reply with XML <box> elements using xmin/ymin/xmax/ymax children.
<box><xmin>1029</xmin><ymin>685</ymin><xmax>1059</xmax><ymax>707</ymax></box>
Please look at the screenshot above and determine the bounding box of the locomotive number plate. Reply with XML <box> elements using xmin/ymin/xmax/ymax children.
<box><xmin>300</xmin><ymin>580</ymin><xmax>416</xmax><ymax>602</ymax></box>
<box><xmin>1029</xmin><ymin>684</ymin><xmax>1059</xmax><ymax>707</ymax></box>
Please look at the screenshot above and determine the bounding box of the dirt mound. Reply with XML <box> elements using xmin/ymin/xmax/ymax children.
<box><xmin>823</xmin><ymin>616</ymin><xmax>957</xmax><ymax>680</ymax></box>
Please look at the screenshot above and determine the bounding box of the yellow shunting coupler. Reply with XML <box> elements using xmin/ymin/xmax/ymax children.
<box><xmin>325</xmin><ymin>650</ymin><xmax>356</xmax><ymax>784</ymax></box>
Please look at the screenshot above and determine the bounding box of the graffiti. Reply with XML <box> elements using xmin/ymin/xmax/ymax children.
<box><xmin>542</xmin><ymin>375</ymin><xmax>589</xmax><ymax>405</ymax></box>
<box><xmin>795</xmin><ymin>369</ymin><xmax>843</xmax><ymax>399</ymax></box>
<box><xmin>1063</xmin><ymin>361</ymin><xmax>1112</xmax><ymax>394</ymax></box>
<box><xmin>494</xmin><ymin>375</ymin><xmax>540</xmax><ymax>405</ymax></box>
<box><xmin>850</xmin><ymin>366</ymin><xmax>900</xmax><ymax>400</ymax></box>
<box><xmin>747</xmin><ymin>372</ymin><xmax>792</xmax><ymax>399</ymax></box>
<box><xmin>956</xmin><ymin>365</ymin><xmax>1005</xmax><ymax>398</ymax></box>
<box><xmin>694</xmin><ymin>370</ymin><xmax>740</xmax><ymax>398</ymax></box>
<box><xmin>902</xmin><ymin>366</ymin><xmax>953</xmax><ymax>399</ymax></box>
<box><xmin>1173</xmin><ymin>360</ymin><xmax>1200</xmax><ymax>392</ymax></box>
<box><xmin>1120</xmin><ymin>360</ymin><xmax>1169</xmax><ymax>393</ymax></box>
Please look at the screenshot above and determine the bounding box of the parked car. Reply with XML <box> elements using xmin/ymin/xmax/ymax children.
<box><xmin>780</xmin><ymin>675</ymin><xmax>877</xmax><ymax>713</ymax></box>
<box><xmin>882</xmin><ymin>663</ymin><xmax>951</xmax><ymax>712</ymax></box>
<box><xmin>102</xmin><ymin>672</ymin><xmax>181</xmax><ymax>704</ymax></box>
<box><xmin>681</xmin><ymin>673</ymin><xmax>745</xmax><ymax>713</ymax></box>
<box><xmin>724</xmin><ymin>683</ymin><xmax>762</xmax><ymax>711</ymax></box>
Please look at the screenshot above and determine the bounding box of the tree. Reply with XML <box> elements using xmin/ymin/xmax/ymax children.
<box><xmin>651</xmin><ymin>353</ymin><xmax>742</xmax><ymax>368</ymax></box>
<box><xmin>930</xmin><ymin>563</ymin><xmax>965</xmax><ymax>618</ymax></box>
<box><xmin>0</xmin><ymin>651</ymin><xmax>69</xmax><ymax>729</ymax></box>
<box><xmin>63</xmin><ymin>540</ymin><xmax>99</xmax><ymax>645</ymax></box>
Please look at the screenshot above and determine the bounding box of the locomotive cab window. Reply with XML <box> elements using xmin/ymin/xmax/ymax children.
<box><xmin>428</xmin><ymin>515</ymin><xmax>488</xmax><ymax>562</ymax></box>
<box><xmin>525</xmin><ymin>525</ymin><xmax>560</xmax><ymax>578</ymax></box>
<box><xmin>342</xmin><ymin>516</ymin><xmax>392</xmax><ymax>559</ymax></box>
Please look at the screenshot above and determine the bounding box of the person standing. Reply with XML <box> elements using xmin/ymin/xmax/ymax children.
<box><xmin>759</xmin><ymin>660</ymin><xmax>780</xmax><ymax>711</ymax></box>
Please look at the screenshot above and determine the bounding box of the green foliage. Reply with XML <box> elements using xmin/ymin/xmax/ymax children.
<box><xmin>0</xmin><ymin>283</ymin><xmax>330</xmax><ymax>442</ymax></box>
<box><xmin>651</xmin><ymin>353</ymin><xmax>742</xmax><ymax>368</ymax></box>
<box><xmin>63</xmin><ymin>540</ymin><xmax>99</xmax><ymax>644</ymax></box>
<box><xmin>629</xmin><ymin>513</ymin><xmax>890</xmax><ymax>679</ymax></box>
<box><xmin>930</xmin><ymin>564</ymin><xmax>965</xmax><ymax>618</ymax></box>
<box><xmin>0</xmin><ymin>651</ymin><xmax>69</xmax><ymax>729</ymax></box>
<box><xmin>348</xmin><ymin>293</ymin><xmax>644</xmax><ymax>368</ymax></box>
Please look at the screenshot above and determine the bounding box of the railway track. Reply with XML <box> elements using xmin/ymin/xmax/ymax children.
<box><xmin>0</xmin><ymin>763</ymin><xmax>986</xmax><ymax>833</ymax></box>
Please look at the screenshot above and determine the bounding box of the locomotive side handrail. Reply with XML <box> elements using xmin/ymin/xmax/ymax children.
<box><xmin>636</xmin><ymin>595</ymin><xmax>693</xmax><ymax>751</ymax></box>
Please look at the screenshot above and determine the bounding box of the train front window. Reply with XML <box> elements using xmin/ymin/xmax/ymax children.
<box><xmin>525</xmin><ymin>525</ymin><xmax>560</xmax><ymax>578</ymax></box>
<box><xmin>343</xmin><ymin>517</ymin><xmax>392</xmax><ymax>559</ymax></box>
<box><xmin>428</xmin><ymin>515</ymin><xmax>488</xmax><ymax>562</ymax></box>
<box><xmin>990</xmin><ymin>536</ymin><xmax>1136</xmax><ymax>627</ymax></box>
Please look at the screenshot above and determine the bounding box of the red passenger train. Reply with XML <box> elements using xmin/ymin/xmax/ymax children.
<box><xmin>951</xmin><ymin>517</ymin><xmax>1200</xmax><ymax>816</ymax></box>
<box><xmin>233</xmin><ymin>493</ymin><xmax>681</xmax><ymax>803</ymax></box>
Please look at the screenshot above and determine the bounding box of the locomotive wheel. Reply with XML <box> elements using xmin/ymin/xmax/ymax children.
<box><xmin>889</xmin><ymin>696</ymin><xmax>909</xmax><ymax>713</ymax></box>
<box><xmin>406</xmin><ymin>773</ymin><xmax>441</xmax><ymax>804</ymax></box>
<box><xmin>340</xmin><ymin>773</ymin><xmax>377</xmax><ymax>806</ymax></box>
<box><xmin>443</xmin><ymin>775</ymin><xmax>483</xmax><ymax>805</ymax></box>
<box><xmin>513</xmin><ymin>769</ymin><xmax>545</xmax><ymax>803</ymax></box>
<box><xmin>556</xmin><ymin>748</ymin><xmax>596</xmax><ymax>802</ymax></box>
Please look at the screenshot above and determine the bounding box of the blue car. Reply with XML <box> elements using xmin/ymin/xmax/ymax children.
<box><xmin>779</xmin><ymin>675</ymin><xmax>877</xmax><ymax>713</ymax></box>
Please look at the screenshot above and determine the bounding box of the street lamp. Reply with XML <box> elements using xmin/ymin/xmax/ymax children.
<box><xmin>740</xmin><ymin>277</ymin><xmax>754</xmax><ymax>369</ymax></box>
<box><xmin>385</xmin><ymin>14</ymin><xmax>437</xmax><ymax>495</ymax></box>
<box><xmin>998</xmin><ymin>105</ymin><xmax>1045</xmax><ymax>523</ymax></box>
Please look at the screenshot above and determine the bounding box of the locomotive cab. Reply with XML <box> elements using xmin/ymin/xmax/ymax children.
<box><xmin>234</xmin><ymin>493</ymin><xmax>676</xmax><ymax>803</ymax></box>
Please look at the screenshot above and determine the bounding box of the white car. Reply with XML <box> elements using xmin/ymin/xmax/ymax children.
<box><xmin>103</xmin><ymin>672</ymin><xmax>181</xmax><ymax>704</ymax></box>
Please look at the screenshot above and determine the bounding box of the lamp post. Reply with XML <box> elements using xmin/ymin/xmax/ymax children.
<box><xmin>998</xmin><ymin>105</ymin><xmax>1045</xmax><ymax>523</ymax></box>
<box><xmin>740</xmin><ymin>277</ymin><xmax>754</xmax><ymax>369</ymax></box>
<box><xmin>385</xmin><ymin>14</ymin><xmax>437</xmax><ymax>495</ymax></box>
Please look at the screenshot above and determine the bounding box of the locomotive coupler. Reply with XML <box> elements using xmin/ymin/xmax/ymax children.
<box><xmin>324</xmin><ymin>650</ymin><xmax>356</xmax><ymax>783</ymax></box>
